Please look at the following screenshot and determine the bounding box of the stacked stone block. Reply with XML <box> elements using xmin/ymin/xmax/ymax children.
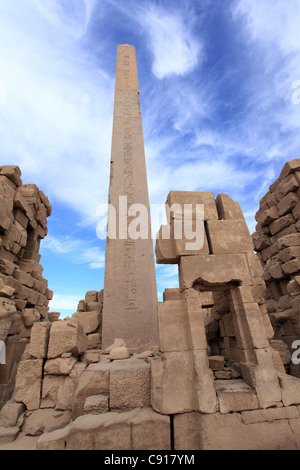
<box><xmin>0</xmin><ymin>166</ymin><xmax>53</xmax><ymax>409</ymax></box>
<box><xmin>154</xmin><ymin>190</ymin><xmax>300</xmax><ymax>449</ymax></box>
<box><xmin>252</xmin><ymin>159</ymin><xmax>300</xmax><ymax>376</ymax></box>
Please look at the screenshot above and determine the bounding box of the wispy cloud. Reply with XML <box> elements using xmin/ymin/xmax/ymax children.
<box><xmin>41</xmin><ymin>235</ymin><xmax>105</xmax><ymax>269</ymax></box>
<box><xmin>140</xmin><ymin>7</ymin><xmax>201</xmax><ymax>79</ymax></box>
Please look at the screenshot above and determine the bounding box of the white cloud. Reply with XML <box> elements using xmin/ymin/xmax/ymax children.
<box><xmin>50</xmin><ymin>294</ymin><xmax>80</xmax><ymax>312</ymax></box>
<box><xmin>141</xmin><ymin>8</ymin><xmax>201</xmax><ymax>79</ymax></box>
<box><xmin>0</xmin><ymin>0</ymin><xmax>113</xmax><ymax>223</ymax></box>
<box><xmin>41</xmin><ymin>235</ymin><xmax>105</xmax><ymax>269</ymax></box>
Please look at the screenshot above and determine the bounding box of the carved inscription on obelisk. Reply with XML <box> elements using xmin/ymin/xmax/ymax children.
<box><xmin>102</xmin><ymin>45</ymin><xmax>158</xmax><ymax>349</ymax></box>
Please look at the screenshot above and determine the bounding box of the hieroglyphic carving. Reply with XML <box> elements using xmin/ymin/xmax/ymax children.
<box><xmin>123</xmin><ymin>50</ymin><xmax>137</xmax><ymax>310</ymax></box>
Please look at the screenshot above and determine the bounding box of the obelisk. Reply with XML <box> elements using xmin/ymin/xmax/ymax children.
<box><xmin>101</xmin><ymin>45</ymin><xmax>159</xmax><ymax>350</ymax></box>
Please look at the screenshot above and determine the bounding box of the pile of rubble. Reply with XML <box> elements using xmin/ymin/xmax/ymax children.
<box><xmin>0</xmin><ymin>303</ymin><xmax>166</xmax><ymax>450</ymax></box>
<box><xmin>252</xmin><ymin>159</ymin><xmax>300</xmax><ymax>376</ymax></box>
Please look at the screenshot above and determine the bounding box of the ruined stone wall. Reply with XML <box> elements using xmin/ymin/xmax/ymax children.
<box><xmin>0</xmin><ymin>165</ymin><xmax>53</xmax><ymax>408</ymax></box>
<box><xmin>252</xmin><ymin>159</ymin><xmax>300</xmax><ymax>377</ymax></box>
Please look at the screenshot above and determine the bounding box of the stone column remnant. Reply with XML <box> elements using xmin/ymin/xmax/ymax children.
<box><xmin>101</xmin><ymin>45</ymin><xmax>158</xmax><ymax>350</ymax></box>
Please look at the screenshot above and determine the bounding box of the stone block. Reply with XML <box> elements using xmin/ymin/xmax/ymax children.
<box><xmin>28</xmin><ymin>322</ymin><xmax>51</xmax><ymax>359</ymax></box>
<box><xmin>276</xmin><ymin>174</ymin><xmax>299</xmax><ymax>200</ymax></box>
<box><xmin>85</xmin><ymin>291</ymin><xmax>98</xmax><ymax>303</ymax></box>
<box><xmin>41</xmin><ymin>375</ymin><xmax>75</xmax><ymax>410</ymax></box>
<box><xmin>206</xmin><ymin>219</ymin><xmax>254</xmax><ymax>254</ymax></box>
<box><xmin>179</xmin><ymin>411</ymin><xmax>298</xmax><ymax>450</ymax></box>
<box><xmin>155</xmin><ymin>231</ymin><xmax>178</xmax><ymax>264</ymax></box>
<box><xmin>277</xmin><ymin>233</ymin><xmax>300</xmax><ymax>250</ymax></box>
<box><xmin>109</xmin><ymin>347</ymin><xmax>130</xmax><ymax>360</ymax></box>
<box><xmin>0</xmin><ymin>426</ymin><xmax>19</xmax><ymax>445</ymax></box>
<box><xmin>279</xmin><ymin>374</ymin><xmax>300</xmax><ymax>406</ymax></box>
<box><xmin>279</xmin><ymin>159</ymin><xmax>300</xmax><ymax>180</ymax></box>
<box><xmin>158</xmin><ymin>300</ymin><xmax>189</xmax><ymax>352</ymax></box>
<box><xmin>13</xmin><ymin>359</ymin><xmax>43</xmax><ymax>410</ymax></box>
<box><xmin>72</xmin><ymin>363</ymin><xmax>110</xmax><ymax>419</ymax></box>
<box><xmin>215</xmin><ymin>193</ymin><xmax>244</xmax><ymax>220</ymax></box>
<box><xmin>269</xmin><ymin>214</ymin><xmax>295</xmax><ymax>236</ymax></box>
<box><xmin>282</xmin><ymin>257</ymin><xmax>300</xmax><ymax>275</ymax></box>
<box><xmin>163</xmin><ymin>288</ymin><xmax>181</xmax><ymax>301</ymax></box>
<box><xmin>83</xmin><ymin>395</ymin><xmax>108</xmax><ymax>414</ymax></box>
<box><xmin>166</xmin><ymin>190</ymin><xmax>218</xmax><ymax>220</ymax></box>
<box><xmin>209</xmin><ymin>356</ymin><xmax>225</xmax><ymax>371</ymax></box>
<box><xmin>179</xmin><ymin>254</ymin><xmax>251</xmax><ymax>290</ymax></box>
<box><xmin>0</xmin><ymin>166</ymin><xmax>22</xmax><ymax>187</ymax></box>
<box><xmin>87</xmin><ymin>333</ymin><xmax>101</xmax><ymax>349</ymax></box>
<box><xmin>0</xmin><ymin>401</ymin><xmax>25</xmax><ymax>427</ymax></box>
<box><xmin>151</xmin><ymin>352</ymin><xmax>197</xmax><ymax>415</ymax></box>
<box><xmin>47</xmin><ymin>319</ymin><xmax>88</xmax><ymax>359</ymax></box>
<box><xmin>214</xmin><ymin>379</ymin><xmax>258</xmax><ymax>413</ymax></box>
<box><xmin>40</xmin><ymin>408</ymin><xmax>170</xmax><ymax>451</ymax></box>
<box><xmin>110</xmin><ymin>358</ymin><xmax>151</xmax><ymax>411</ymax></box>
<box><xmin>72</xmin><ymin>311</ymin><xmax>100</xmax><ymax>335</ymax></box>
<box><xmin>23</xmin><ymin>409</ymin><xmax>71</xmax><ymax>436</ymax></box>
<box><xmin>44</xmin><ymin>357</ymin><xmax>77</xmax><ymax>375</ymax></box>
<box><xmin>277</xmin><ymin>192</ymin><xmax>299</xmax><ymax>217</ymax></box>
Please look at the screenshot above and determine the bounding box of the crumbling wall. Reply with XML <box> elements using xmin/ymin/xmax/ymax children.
<box><xmin>0</xmin><ymin>289</ymin><xmax>168</xmax><ymax>449</ymax></box>
<box><xmin>252</xmin><ymin>159</ymin><xmax>300</xmax><ymax>377</ymax></box>
<box><xmin>0</xmin><ymin>165</ymin><xmax>53</xmax><ymax>408</ymax></box>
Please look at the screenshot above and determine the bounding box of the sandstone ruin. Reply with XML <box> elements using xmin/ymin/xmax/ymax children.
<box><xmin>0</xmin><ymin>45</ymin><xmax>300</xmax><ymax>450</ymax></box>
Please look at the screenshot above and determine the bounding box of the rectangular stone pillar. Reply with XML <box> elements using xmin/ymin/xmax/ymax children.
<box><xmin>102</xmin><ymin>45</ymin><xmax>158</xmax><ymax>350</ymax></box>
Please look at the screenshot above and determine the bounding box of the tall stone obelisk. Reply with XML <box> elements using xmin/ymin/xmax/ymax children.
<box><xmin>102</xmin><ymin>45</ymin><xmax>159</xmax><ymax>350</ymax></box>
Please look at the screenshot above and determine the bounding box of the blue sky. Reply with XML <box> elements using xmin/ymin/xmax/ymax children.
<box><xmin>1</xmin><ymin>0</ymin><xmax>300</xmax><ymax>317</ymax></box>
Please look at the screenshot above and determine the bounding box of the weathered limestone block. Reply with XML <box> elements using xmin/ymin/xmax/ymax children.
<box><xmin>174</xmin><ymin>411</ymin><xmax>300</xmax><ymax>450</ymax></box>
<box><xmin>44</xmin><ymin>357</ymin><xmax>77</xmax><ymax>375</ymax></box>
<box><xmin>155</xmin><ymin>229</ymin><xmax>178</xmax><ymax>264</ymax></box>
<box><xmin>157</xmin><ymin>300</ymin><xmax>189</xmax><ymax>352</ymax></box>
<box><xmin>0</xmin><ymin>166</ymin><xmax>22</xmax><ymax>187</ymax></box>
<box><xmin>47</xmin><ymin>320</ymin><xmax>88</xmax><ymax>359</ymax></box>
<box><xmin>28</xmin><ymin>322</ymin><xmax>51</xmax><ymax>359</ymax></box>
<box><xmin>109</xmin><ymin>347</ymin><xmax>130</xmax><ymax>360</ymax></box>
<box><xmin>209</xmin><ymin>356</ymin><xmax>225</xmax><ymax>371</ymax></box>
<box><xmin>214</xmin><ymin>379</ymin><xmax>258</xmax><ymax>414</ymax></box>
<box><xmin>180</xmin><ymin>254</ymin><xmax>251</xmax><ymax>290</ymax></box>
<box><xmin>279</xmin><ymin>159</ymin><xmax>300</xmax><ymax>180</ymax></box>
<box><xmin>72</xmin><ymin>311</ymin><xmax>100</xmax><ymax>335</ymax></box>
<box><xmin>37</xmin><ymin>408</ymin><xmax>170</xmax><ymax>451</ymax></box>
<box><xmin>0</xmin><ymin>400</ymin><xmax>25</xmax><ymax>427</ymax></box>
<box><xmin>279</xmin><ymin>374</ymin><xmax>300</xmax><ymax>406</ymax></box>
<box><xmin>87</xmin><ymin>333</ymin><xmax>101</xmax><ymax>349</ymax></box>
<box><xmin>41</xmin><ymin>375</ymin><xmax>75</xmax><ymax>410</ymax></box>
<box><xmin>23</xmin><ymin>409</ymin><xmax>71</xmax><ymax>436</ymax></box>
<box><xmin>85</xmin><ymin>291</ymin><xmax>98</xmax><ymax>304</ymax></box>
<box><xmin>22</xmin><ymin>308</ymin><xmax>40</xmax><ymax>327</ymax></box>
<box><xmin>277</xmin><ymin>192</ymin><xmax>299</xmax><ymax>217</ymax></box>
<box><xmin>163</xmin><ymin>288</ymin><xmax>181</xmax><ymax>301</ymax></box>
<box><xmin>0</xmin><ymin>426</ymin><xmax>19</xmax><ymax>445</ymax></box>
<box><xmin>109</xmin><ymin>358</ymin><xmax>151</xmax><ymax>412</ymax></box>
<box><xmin>13</xmin><ymin>359</ymin><xmax>43</xmax><ymax>410</ymax></box>
<box><xmin>215</xmin><ymin>193</ymin><xmax>244</xmax><ymax>220</ymax></box>
<box><xmin>151</xmin><ymin>352</ymin><xmax>198</xmax><ymax>415</ymax></box>
<box><xmin>0</xmin><ymin>296</ymin><xmax>17</xmax><ymax>342</ymax></box>
<box><xmin>206</xmin><ymin>220</ymin><xmax>254</xmax><ymax>254</ymax></box>
<box><xmin>72</xmin><ymin>363</ymin><xmax>110</xmax><ymax>419</ymax></box>
<box><xmin>83</xmin><ymin>395</ymin><xmax>108</xmax><ymax>414</ymax></box>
